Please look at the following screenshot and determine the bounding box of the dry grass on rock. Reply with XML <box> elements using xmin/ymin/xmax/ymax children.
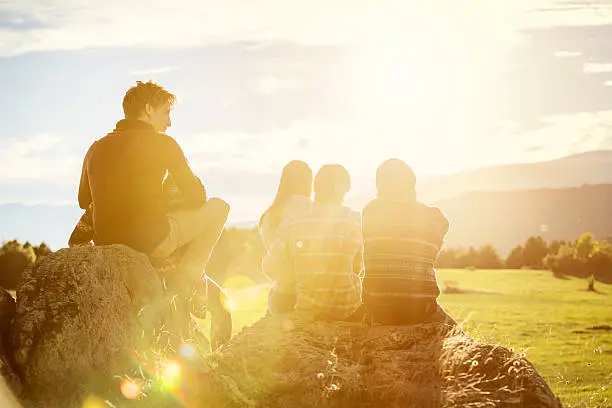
<box><xmin>188</xmin><ymin>312</ymin><xmax>563</xmax><ymax>408</ymax></box>
<box><xmin>8</xmin><ymin>245</ymin><xmax>173</xmax><ymax>408</ymax></box>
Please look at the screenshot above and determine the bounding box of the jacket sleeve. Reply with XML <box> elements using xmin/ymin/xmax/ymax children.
<box><xmin>78</xmin><ymin>145</ymin><xmax>93</xmax><ymax>210</ymax></box>
<box><xmin>165</xmin><ymin>136</ymin><xmax>207</xmax><ymax>208</ymax></box>
<box><xmin>434</xmin><ymin>207</ymin><xmax>450</xmax><ymax>249</ymax></box>
<box><xmin>261</xmin><ymin>220</ymin><xmax>294</xmax><ymax>284</ymax></box>
<box><xmin>354</xmin><ymin>211</ymin><xmax>365</xmax><ymax>278</ymax></box>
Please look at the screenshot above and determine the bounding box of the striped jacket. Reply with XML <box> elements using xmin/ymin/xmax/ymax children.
<box><xmin>362</xmin><ymin>198</ymin><xmax>448</xmax><ymax>304</ymax></box>
<box><xmin>262</xmin><ymin>202</ymin><xmax>363</xmax><ymax>320</ymax></box>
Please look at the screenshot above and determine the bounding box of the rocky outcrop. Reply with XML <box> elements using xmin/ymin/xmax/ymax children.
<box><xmin>183</xmin><ymin>312</ymin><xmax>562</xmax><ymax>408</ymax></box>
<box><xmin>0</xmin><ymin>289</ymin><xmax>21</xmax><ymax>400</ymax></box>
<box><xmin>0</xmin><ymin>245</ymin><xmax>562</xmax><ymax>408</ymax></box>
<box><xmin>8</xmin><ymin>245</ymin><xmax>202</xmax><ymax>407</ymax></box>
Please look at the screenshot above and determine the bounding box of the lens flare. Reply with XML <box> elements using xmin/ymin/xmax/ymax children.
<box><xmin>120</xmin><ymin>379</ymin><xmax>142</xmax><ymax>400</ymax></box>
<box><xmin>222</xmin><ymin>297</ymin><xmax>237</xmax><ymax>312</ymax></box>
<box><xmin>165</xmin><ymin>361</ymin><xmax>181</xmax><ymax>378</ymax></box>
<box><xmin>82</xmin><ymin>395</ymin><xmax>107</xmax><ymax>408</ymax></box>
<box><xmin>179</xmin><ymin>343</ymin><xmax>197</xmax><ymax>360</ymax></box>
<box><xmin>160</xmin><ymin>360</ymin><xmax>182</xmax><ymax>389</ymax></box>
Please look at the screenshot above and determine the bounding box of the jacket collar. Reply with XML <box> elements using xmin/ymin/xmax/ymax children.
<box><xmin>115</xmin><ymin>119</ymin><xmax>157</xmax><ymax>132</ymax></box>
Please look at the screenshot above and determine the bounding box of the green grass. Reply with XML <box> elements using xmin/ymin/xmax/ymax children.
<box><xmin>222</xmin><ymin>269</ymin><xmax>612</xmax><ymax>408</ymax></box>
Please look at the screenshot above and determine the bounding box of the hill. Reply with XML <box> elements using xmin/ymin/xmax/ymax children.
<box><xmin>419</xmin><ymin>150</ymin><xmax>612</xmax><ymax>203</ymax></box>
<box><xmin>3</xmin><ymin>150</ymin><xmax>612</xmax><ymax>251</ymax></box>
<box><xmin>438</xmin><ymin>184</ymin><xmax>612</xmax><ymax>254</ymax></box>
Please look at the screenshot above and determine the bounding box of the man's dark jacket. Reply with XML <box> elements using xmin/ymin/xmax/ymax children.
<box><xmin>78</xmin><ymin>119</ymin><xmax>206</xmax><ymax>254</ymax></box>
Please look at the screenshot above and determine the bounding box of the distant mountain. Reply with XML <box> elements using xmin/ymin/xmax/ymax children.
<box><xmin>3</xmin><ymin>150</ymin><xmax>612</xmax><ymax>253</ymax></box>
<box><xmin>0</xmin><ymin>203</ymin><xmax>82</xmax><ymax>250</ymax></box>
<box><xmin>438</xmin><ymin>184</ymin><xmax>612</xmax><ymax>255</ymax></box>
<box><xmin>419</xmin><ymin>150</ymin><xmax>612</xmax><ymax>203</ymax></box>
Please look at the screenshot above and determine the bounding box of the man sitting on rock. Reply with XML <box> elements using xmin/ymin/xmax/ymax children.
<box><xmin>77</xmin><ymin>80</ymin><xmax>229</xmax><ymax>294</ymax></box>
<box><xmin>263</xmin><ymin>164</ymin><xmax>364</xmax><ymax>321</ymax></box>
<box><xmin>362</xmin><ymin>159</ymin><xmax>455</xmax><ymax>326</ymax></box>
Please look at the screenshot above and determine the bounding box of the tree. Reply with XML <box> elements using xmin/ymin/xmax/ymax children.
<box><xmin>547</xmin><ymin>240</ymin><xmax>565</xmax><ymax>256</ymax></box>
<box><xmin>33</xmin><ymin>242</ymin><xmax>53</xmax><ymax>259</ymax></box>
<box><xmin>589</xmin><ymin>242</ymin><xmax>612</xmax><ymax>284</ymax></box>
<box><xmin>475</xmin><ymin>245</ymin><xmax>503</xmax><ymax>269</ymax></box>
<box><xmin>523</xmin><ymin>236</ymin><xmax>548</xmax><ymax>268</ymax></box>
<box><xmin>575</xmin><ymin>233</ymin><xmax>598</xmax><ymax>291</ymax></box>
<box><xmin>575</xmin><ymin>233</ymin><xmax>596</xmax><ymax>263</ymax></box>
<box><xmin>456</xmin><ymin>246</ymin><xmax>478</xmax><ymax>269</ymax></box>
<box><xmin>436</xmin><ymin>248</ymin><xmax>461</xmax><ymax>268</ymax></box>
<box><xmin>544</xmin><ymin>244</ymin><xmax>585</xmax><ymax>278</ymax></box>
<box><xmin>0</xmin><ymin>240</ymin><xmax>36</xmax><ymax>289</ymax></box>
<box><xmin>505</xmin><ymin>245</ymin><xmax>524</xmax><ymax>269</ymax></box>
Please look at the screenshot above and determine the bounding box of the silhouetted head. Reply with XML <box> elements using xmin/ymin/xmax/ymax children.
<box><xmin>260</xmin><ymin>160</ymin><xmax>313</xmax><ymax>231</ymax></box>
<box><xmin>314</xmin><ymin>164</ymin><xmax>351</xmax><ymax>204</ymax></box>
<box><xmin>122</xmin><ymin>80</ymin><xmax>176</xmax><ymax>132</ymax></box>
<box><xmin>376</xmin><ymin>158</ymin><xmax>416</xmax><ymax>200</ymax></box>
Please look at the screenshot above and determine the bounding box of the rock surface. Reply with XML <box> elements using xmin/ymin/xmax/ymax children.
<box><xmin>185</xmin><ymin>312</ymin><xmax>563</xmax><ymax>408</ymax></box>
<box><xmin>8</xmin><ymin>245</ymin><xmax>175</xmax><ymax>407</ymax></box>
<box><xmin>0</xmin><ymin>245</ymin><xmax>563</xmax><ymax>408</ymax></box>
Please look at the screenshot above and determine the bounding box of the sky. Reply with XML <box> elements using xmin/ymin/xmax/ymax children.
<box><xmin>2</xmin><ymin>0</ymin><xmax>612</xmax><ymax>227</ymax></box>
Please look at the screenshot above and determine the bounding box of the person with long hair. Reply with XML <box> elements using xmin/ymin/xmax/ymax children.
<box><xmin>259</xmin><ymin>160</ymin><xmax>313</xmax><ymax>244</ymax></box>
<box><xmin>259</xmin><ymin>160</ymin><xmax>313</xmax><ymax>314</ymax></box>
<box><xmin>262</xmin><ymin>164</ymin><xmax>364</xmax><ymax>320</ymax></box>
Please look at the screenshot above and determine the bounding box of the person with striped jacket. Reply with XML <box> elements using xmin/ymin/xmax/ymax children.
<box><xmin>362</xmin><ymin>159</ymin><xmax>455</xmax><ymax>325</ymax></box>
<box><xmin>262</xmin><ymin>164</ymin><xmax>364</xmax><ymax>321</ymax></box>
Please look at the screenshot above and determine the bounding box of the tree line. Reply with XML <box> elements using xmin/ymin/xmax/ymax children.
<box><xmin>1</xmin><ymin>231</ymin><xmax>610</xmax><ymax>290</ymax></box>
<box><xmin>0</xmin><ymin>240</ymin><xmax>52</xmax><ymax>289</ymax></box>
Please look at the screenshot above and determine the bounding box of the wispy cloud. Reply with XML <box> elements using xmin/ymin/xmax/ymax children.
<box><xmin>0</xmin><ymin>133</ymin><xmax>85</xmax><ymax>184</ymax></box>
<box><xmin>583</xmin><ymin>62</ymin><xmax>612</xmax><ymax>73</ymax></box>
<box><xmin>553</xmin><ymin>50</ymin><xmax>582</xmax><ymax>58</ymax></box>
<box><xmin>129</xmin><ymin>66</ymin><xmax>179</xmax><ymax>76</ymax></box>
<box><xmin>1</xmin><ymin>1</ymin><xmax>592</xmax><ymax>57</ymax></box>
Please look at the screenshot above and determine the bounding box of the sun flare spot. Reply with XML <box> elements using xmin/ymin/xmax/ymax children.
<box><xmin>120</xmin><ymin>379</ymin><xmax>142</xmax><ymax>400</ymax></box>
<box><xmin>160</xmin><ymin>360</ymin><xmax>182</xmax><ymax>389</ymax></box>
<box><xmin>179</xmin><ymin>343</ymin><xmax>197</xmax><ymax>360</ymax></box>
<box><xmin>82</xmin><ymin>395</ymin><xmax>107</xmax><ymax>408</ymax></box>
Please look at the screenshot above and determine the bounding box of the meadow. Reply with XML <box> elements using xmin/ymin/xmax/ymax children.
<box><xmin>222</xmin><ymin>269</ymin><xmax>612</xmax><ymax>408</ymax></box>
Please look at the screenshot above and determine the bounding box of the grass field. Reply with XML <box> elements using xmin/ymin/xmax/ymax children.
<box><xmin>222</xmin><ymin>269</ymin><xmax>612</xmax><ymax>408</ymax></box>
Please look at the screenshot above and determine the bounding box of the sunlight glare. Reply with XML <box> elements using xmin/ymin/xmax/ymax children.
<box><xmin>160</xmin><ymin>360</ymin><xmax>181</xmax><ymax>389</ymax></box>
<box><xmin>348</xmin><ymin>8</ymin><xmax>507</xmax><ymax>175</ymax></box>
<box><xmin>222</xmin><ymin>296</ymin><xmax>237</xmax><ymax>312</ymax></box>
<box><xmin>179</xmin><ymin>343</ymin><xmax>197</xmax><ymax>360</ymax></box>
<box><xmin>119</xmin><ymin>379</ymin><xmax>142</xmax><ymax>400</ymax></box>
<box><xmin>82</xmin><ymin>395</ymin><xmax>107</xmax><ymax>408</ymax></box>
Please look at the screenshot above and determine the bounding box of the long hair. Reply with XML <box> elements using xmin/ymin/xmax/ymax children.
<box><xmin>259</xmin><ymin>160</ymin><xmax>313</xmax><ymax>231</ymax></box>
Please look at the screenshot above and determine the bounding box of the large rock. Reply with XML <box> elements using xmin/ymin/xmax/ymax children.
<box><xmin>8</xmin><ymin>245</ymin><xmax>196</xmax><ymax>407</ymax></box>
<box><xmin>0</xmin><ymin>289</ymin><xmax>21</xmax><ymax>400</ymax></box>
<box><xmin>183</xmin><ymin>312</ymin><xmax>562</xmax><ymax>408</ymax></box>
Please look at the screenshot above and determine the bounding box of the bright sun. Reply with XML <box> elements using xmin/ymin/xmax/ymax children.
<box><xmin>349</xmin><ymin>26</ymin><xmax>502</xmax><ymax>175</ymax></box>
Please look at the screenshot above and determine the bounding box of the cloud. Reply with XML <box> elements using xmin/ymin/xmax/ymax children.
<box><xmin>129</xmin><ymin>66</ymin><xmax>179</xmax><ymax>76</ymax></box>
<box><xmin>0</xmin><ymin>133</ymin><xmax>85</xmax><ymax>184</ymax></box>
<box><xmin>583</xmin><ymin>62</ymin><xmax>612</xmax><ymax>73</ymax></box>
<box><xmin>600</xmin><ymin>137</ymin><xmax>612</xmax><ymax>150</ymax></box>
<box><xmin>503</xmin><ymin>110</ymin><xmax>612</xmax><ymax>162</ymax></box>
<box><xmin>552</xmin><ymin>50</ymin><xmax>582</xmax><ymax>57</ymax></box>
<box><xmin>0</xmin><ymin>0</ymin><xmax>573</xmax><ymax>57</ymax></box>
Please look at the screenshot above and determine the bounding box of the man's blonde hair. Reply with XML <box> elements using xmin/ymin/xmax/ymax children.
<box><xmin>122</xmin><ymin>80</ymin><xmax>176</xmax><ymax>119</ymax></box>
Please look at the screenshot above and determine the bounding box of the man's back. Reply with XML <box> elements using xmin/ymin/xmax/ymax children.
<box><xmin>362</xmin><ymin>198</ymin><xmax>449</xmax><ymax>300</ymax></box>
<box><xmin>278</xmin><ymin>202</ymin><xmax>363</xmax><ymax>319</ymax></box>
<box><xmin>79</xmin><ymin>119</ymin><xmax>205</xmax><ymax>254</ymax></box>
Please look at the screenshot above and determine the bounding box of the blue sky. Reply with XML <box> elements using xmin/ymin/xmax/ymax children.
<box><xmin>2</xmin><ymin>0</ymin><xmax>612</xmax><ymax>226</ymax></box>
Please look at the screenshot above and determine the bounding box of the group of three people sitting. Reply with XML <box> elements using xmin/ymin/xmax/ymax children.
<box><xmin>259</xmin><ymin>160</ymin><xmax>453</xmax><ymax>326</ymax></box>
<box><xmin>75</xmin><ymin>79</ymin><xmax>453</xmax><ymax>331</ymax></box>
